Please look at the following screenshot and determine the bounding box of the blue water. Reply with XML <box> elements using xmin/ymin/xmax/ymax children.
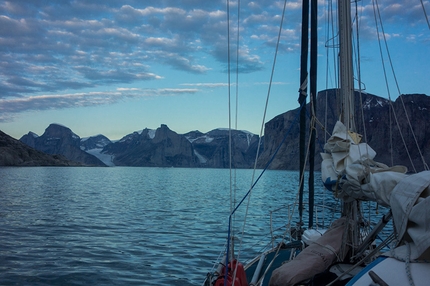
<box><xmin>0</xmin><ymin>167</ymin><xmax>333</xmax><ymax>285</ymax></box>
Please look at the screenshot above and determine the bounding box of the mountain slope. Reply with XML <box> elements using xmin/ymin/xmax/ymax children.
<box><xmin>0</xmin><ymin>130</ymin><xmax>82</xmax><ymax>166</ymax></box>
<box><xmin>103</xmin><ymin>125</ymin><xmax>197</xmax><ymax>167</ymax></box>
<box><xmin>20</xmin><ymin>124</ymin><xmax>106</xmax><ymax>167</ymax></box>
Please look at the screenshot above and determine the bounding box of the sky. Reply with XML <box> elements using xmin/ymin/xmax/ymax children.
<box><xmin>0</xmin><ymin>0</ymin><xmax>429</xmax><ymax>140</ymax></box>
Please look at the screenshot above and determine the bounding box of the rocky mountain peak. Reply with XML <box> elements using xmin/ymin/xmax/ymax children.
<box><xmin>42</xmin><ymin>123</ymin><xmax>81</xmax><ymax>148</ymax></box>
<box><xmin>20</xmin><ymin>124</ymin><xmax>106</xmax><ymax>167</ymax></box>
<box><xmin>80</xmin><ymin>134</ymin><xmax>112</xmax><ymax>151</ymax></box>
<box><xmin>0</xmin><ymin>130</ymin><xmax>83</xmax><ymax>166</ymax></box>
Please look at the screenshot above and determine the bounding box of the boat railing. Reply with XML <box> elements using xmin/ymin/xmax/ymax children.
<box><xmin>268</xmin><ymin>202</ymin><xmax>341</xmax><ymax>247</ymax></box>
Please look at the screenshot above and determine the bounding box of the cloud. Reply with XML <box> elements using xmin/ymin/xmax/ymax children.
<box><xmin>181</xmin><ymin>83</ymin><xmax>228</xmax><ymax>88</ymax></box>
<box><xmin>149</xmin><ymin>51</ymin><xmax>210</xmax><ymax>73</ymax></box>
<box><xmin>0</xmin><ymin>87</ymin><xmax>199</xmax><ymax>122</ymax></box>
<box><xmin>0</xmin><ymin>1</ymin><xmax>233</xmax><ymax>103</ymax></box>
<box><xmin>353</xmin><ymin>0</ymin><xmax>429</xmax><ymax>42</ymax></box>
<box><xmin>74</xmin><ymin>66</ymin><xmax>162</xmax><ymax>82</ymax></box>
<box><xmin>0</xmin><ymin>0</ymin><xmax>424</xmax><ymax>120</ymax></box>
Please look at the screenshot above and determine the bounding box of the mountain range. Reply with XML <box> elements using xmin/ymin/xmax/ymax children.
<box><xmin>1</xmin><ymin>89</ymin><xmax>429</xmax><ymax>171</ymax></box>
<box><xmin>17</xmin><ymin>123</ymin><xmax>261</xmax><ymax>168</ymax></box>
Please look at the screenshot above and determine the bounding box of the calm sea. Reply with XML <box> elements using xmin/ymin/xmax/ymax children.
<box><xmin>0</xmin><ymin>167</ymin><xmax>333</xmax><ymax>285</ymax></box>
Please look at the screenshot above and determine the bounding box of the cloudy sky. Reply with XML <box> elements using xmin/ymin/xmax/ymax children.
<box><xmin>0</xmin><ymin>0</ymin><xmax>429</xmax><ymax>140</ymax></box>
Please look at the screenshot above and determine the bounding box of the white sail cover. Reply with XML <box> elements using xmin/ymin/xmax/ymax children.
<box><xmin>390</xmin><ymin>171</ymin><xmax>430</xmax><ymax>260</ymax></box>
<box><xmin>321</xmin><ymin>121</ymin><xmax>407</xmax><ymax>206</ymax></box>
<box><xmin>322</xmin><ymin>121</ymin><xmax>430</xmax><ymax>260</ymax></box>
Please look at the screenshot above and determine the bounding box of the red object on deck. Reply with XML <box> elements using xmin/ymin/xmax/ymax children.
<box><xmin>214</xmin><ymin>259</ymin><xmax>248</xmax><ymax>286</ymax></box>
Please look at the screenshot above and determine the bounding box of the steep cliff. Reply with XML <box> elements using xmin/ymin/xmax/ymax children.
<box><xmin>258</xmin><ymin>89</ymin><xmax>430</xmax><ymax>171</ymax></box>
<box><xmin>186</xmin><ymin>129</ymin><xmax>261</xmax><ymax>168</ymax></box>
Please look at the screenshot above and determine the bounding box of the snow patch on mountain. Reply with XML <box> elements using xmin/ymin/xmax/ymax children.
<box><xmin>186</xmin><ymin>135</ymin><xmax>214</xmax><ymax>143</ymax></box>
<box><xmin>194</xmin><ymin>150</ymin><xmax>207</xmax><ymax>164</ymax></box>
<box><xmin>246</xmin><ymin>133</ymin><xmax>255</xmax><ymax>146</ymax></box>
<box><xmin>29</xmin><ymin>132</ymin><xmax>39</xmax><ymax>138</ymax></box>
<box><xmin>85</xmin><ymin>148</ymin><xmax>115</xmax><ymax>167</ymax></box>
<box><xmin>363</xmin><ymin>97</ymin><xmax>389</xmax><ymax>109</ymax></box>
<box><xmin>148</xmin><ymin>129</ymin><xmax>156</xmax><ymax>139</ymax></box>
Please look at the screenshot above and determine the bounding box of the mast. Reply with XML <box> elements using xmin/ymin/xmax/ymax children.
<box><xmin>298</xmin><ymin>0</ymin><xmax>309</xmax><ymax>230</ymax></box>
<box><xmin>308</xmin><ymin>0</ymin><xmax>317</xmax><ymax>229</ymax></box>
<box><xmin>338</xmin><ymin>0</ymin><xmax>360</xmax><ymax>255</ymax></box>
<box><xmin>338</xmin><ymin>0</ymin><xmax>355</xmax><ymax>131</ymax></box>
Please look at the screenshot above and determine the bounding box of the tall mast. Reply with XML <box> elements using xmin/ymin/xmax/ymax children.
<box><xmin>298</xmin><ymin>0</ymin><xmax>309</xmax><ymax>230</ymax></box>
<box><xmin>308</xmin><ymin>0</ymin><xmax>317</xmax><ymax>229</ymax></box>
<box><xmin>338</xmin><ymin>0</ymin><xmax>359</xmax><ymax>255</ymax></box>
<box><xmin>338</xmin><ymin>0</ymin><xmax>355</xmax><ymax>131</ymax></box>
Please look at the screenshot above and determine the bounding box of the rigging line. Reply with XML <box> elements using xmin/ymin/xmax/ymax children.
<box><xmin>223</xmin><ymin>103</ymin><xmax>304</xmax><ymax>285</ymax></box>
<box><xmin>323</xmin><ymin>2</ymin><xmax>336</xmax><ymax>228</ymax></box>
<box><xmin>244</xmin><ymin>0</ymin><xmax>290</xmax><ymax>197</ymax></box>
<box><xmin>389</xmin><ymin>92</ymin><xmax>394</xmax><ymax>165</ymax></box>
<box><xmin>228</xmin><ymin>97</ymin><xmax>304</xmax><ymax>232</ymax></box>
<box><xmin>305</xmin><ymin>107</ymin><xmax>326</xmax><ymax>153</ymax></box>
<box><xmin>233</xmin><ymin>0</ymin><xmax>241</xmax><ymax>215</ymax></box>
<box><xmin>323</xmin><ymin>0</ymin><xmax>334</xmax><ymax>143</ymax></box>
<box><xmin>353</xmin><ymin>0</ymin><xmax>373</xmax><ymax>179</ymax></box>
<box><xmin>375</xmin><ymin>0</ymin><xmax>427</xmax><ymax>171</ymax></box>
<box><xmin>354</xmin><ymin>0</ymin><xmax>367</xmax><ymax>142</ymax></box>
<box><xmin>230</xmin><ymin>1</ymin><xmax>242</xmax><ymax>283</ymax></box>
<box><xmin>235</xmin><ymin>0</ymin><xmax>240</xmax><ymax>132</ymax></box>
<box><xmin>233</xmin><ymin>0</ymin><xmax>290</xmax><ymax>268</ymax></box>
<box><xmin>312</xmin><ymin>110</ymin><xmax>332</xmax><ymax>140</ymax></box>
<box><xmin>227</xmin><ymin>0</ymin><xmax>234</xmax><ymax>219</ymax></box>
<box><xmin>225</xmin><ymin>0</ymin><xmax>233</xmax><ymax>283</ymax></box>
<box><xmin>372</xmin><ymin>0</ymin><xmax>417</xmax><ymax>173</ymax></box>
<box><xmin>231</xmin><ymin>0</ymin><xmax>242</xmax><ymax>262</ymax></box>
<box><xmin>269</xmin><ymin>107</ymin><xmax>320</xmax><ymax>269</ymax></box>
<box><xmin>420</xmin><ymin>0</ymin><xmax>430</xmax><ymax>30</ymax></box>
<box><xmin>325</xmin><ymin>0</ymin><xmax>341</xmax><ymax>119</ymax></box>
<box><xmin>223</xmin><ymin>0</ymin><xmax>294</xmax><ymax>277</ymax></box>
<box><xmin>258</xmin><ymin>113</ymin><xmax>319</xmax><ymax>285</ymax></box>
<box><xmin>324</xmin><ymin>0</ymin><xmax>338</xmax><ymax>88</ymax></box>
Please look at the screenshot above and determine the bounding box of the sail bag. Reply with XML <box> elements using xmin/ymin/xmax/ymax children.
<box><xmin>269</xmin><ymin>217</ymin><xmax>349</xmax><ymax>286</ymax></box>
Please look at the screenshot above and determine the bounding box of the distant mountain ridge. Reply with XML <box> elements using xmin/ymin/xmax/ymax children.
<box><xmin>0</xmin><ymin>130</ymin><xmax>84</xmax><ymax>166</ymax></box>
<box><xmin>3</xmin><ymin>89</ymin><xmax>429</xmax><ymax>170</ymax></box>
<box><xmin>20</xmin><ymin>124</ymin><xmax>107</xmax><ymax>167</ymax></box>
<box><xmin>101</xmin><ymin>124</ymin><xmax>260</xmax><ymax>168</ymax></box>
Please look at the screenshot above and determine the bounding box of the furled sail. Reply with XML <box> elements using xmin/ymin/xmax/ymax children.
<box><xmin>390</xmin><ymin>171</ymin><xmax>430</xmax><ymax>261</ymax></box>
<box><xmin>321</xmin><ymin>121</ymin><xmax>408</xmax><ymax>206</ymax></box>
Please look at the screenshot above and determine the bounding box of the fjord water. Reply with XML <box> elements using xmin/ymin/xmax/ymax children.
<box><xmin>1</xmin><ymin>167</ymin><xmax>313</xmax><ymax>285</ymax></box>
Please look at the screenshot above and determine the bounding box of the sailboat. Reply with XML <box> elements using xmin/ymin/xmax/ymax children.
<box><xmin>205</xmin><ymin>0</ymin><xmax>430</xmax><ymax>286</ymax></box>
